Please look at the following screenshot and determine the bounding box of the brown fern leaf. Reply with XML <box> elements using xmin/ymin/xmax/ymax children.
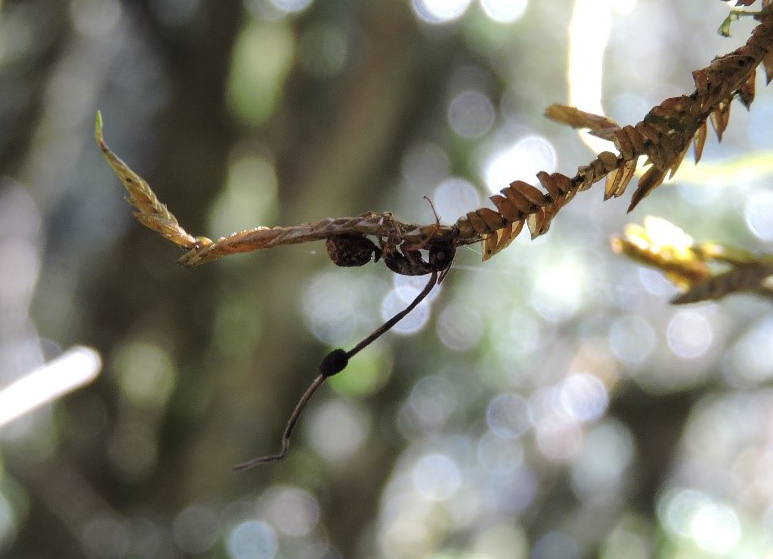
<box><xmin>764</xmin><ymin>47</ymin><xmax>773</xmax><ymax>83</ymax></box>
<box><xmin>738</xmin><ymin>68</ymin><xmax>757</xmax><ymax>107</ymax></box>
<box><xmin>668</xmin><ymin>145</ymin><xmax>691</xmax><ymax>179</ymax></box>
<box><xmin>544</xmin><ymin>105</ymin><xmax>621</xmax><ymax>140</ymax></box>
<box><xmin>482</xmin><ymin>220</ymin><xmax>524</xmax><ymax>260</ymax></box>
<box><xmin>459</xmin><ymin>208</ymin><xmax>508</xmax><ymax>238</ymax></box>
<box><xmin>709</xmin><ymin>97</ymin><xmax>733</xmax><ymax>140</ymax></box>
<box><xmin>536</xmin><ymin>171</ymin><xmax>573</xmax><ymax>198</ymax></box>
<box><xmin>527</xmin><ymin>208</ymin><xmax>553</xmax><ymax>238</ymax></box>
<box><xmin>693</xmin><ymin>121</ymin><xmax>708</xmax><ymax>163</ymax></box>
<box><xmin>628</xmin><ymin>166</ymin><xmax>668</xmax><ymax>212</ymax></box>
<box><xmin>95</xmin><ymin>112</ymin><xmax>199</xmax><ymax>250</ymax></box>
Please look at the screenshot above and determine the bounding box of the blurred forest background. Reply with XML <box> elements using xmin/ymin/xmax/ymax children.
<box><xmin>2</xmin><ymin>0</ymin><xmax>773</xmax><ymax>558</ymax></box>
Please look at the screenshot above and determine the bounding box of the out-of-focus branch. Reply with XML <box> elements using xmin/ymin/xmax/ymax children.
<box><xmin>612</xmin><ymin>216</ymin><xmax>773</xmax><ymax>304</ymax></box>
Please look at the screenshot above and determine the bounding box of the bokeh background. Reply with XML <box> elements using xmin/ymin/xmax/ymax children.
<box><xmin>2</xmin><ymin>0</ymin><xmax>773</xmax><ymax>557</ymax></box>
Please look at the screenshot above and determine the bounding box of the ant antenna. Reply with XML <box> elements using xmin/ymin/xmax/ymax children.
<box><xmin>232</xmin><ymin>270</ymin><xmax>439</xmax><ymax>470</ymax></box>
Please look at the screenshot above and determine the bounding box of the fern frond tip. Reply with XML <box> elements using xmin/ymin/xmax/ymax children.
<box><xmin>95</xmin><ymin>110</ymin><xmax>104</xmax><ymax>143</ymax></box>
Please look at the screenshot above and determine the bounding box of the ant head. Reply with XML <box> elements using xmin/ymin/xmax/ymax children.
<box><xmin>429</xmin><ymin>242</ymin><xmax>456</xmax><ymax>271</ymax></box>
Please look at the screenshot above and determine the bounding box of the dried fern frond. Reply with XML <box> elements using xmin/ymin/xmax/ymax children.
<box><xmin>613</xmin><ymin>216</ymin><xmax>773</xmax><ymax>303</ymax></box>
<box><xmin>95</xmin><ymin>111</ymin><xmax>199</xmax><ymax>250</ymax></box>
<box><xmin>457</xmin><ymin>4</ymin><xmax>773</xmax><ymax>259</ymax></box>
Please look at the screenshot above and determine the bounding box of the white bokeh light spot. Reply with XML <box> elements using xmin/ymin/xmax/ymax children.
<box><xmin>433</xmin><ymin>177</ymin><xmax>481</xmax><ymax>224</ymax></box>
<box><xmin>267</xmin><ymin>0</ymin><xmax>313</xmax><ymax>14</ymax></box>
<box><xmin>745</xmin><ymin>191</ymin><xmax>773</xmax><ymax>241</ymax></box>
<box><xmin>412</xmin><ymin>0</ymin><xmax>472</xmax><ymax>23</ymax></box>
<box><xmin>412</xmin><ymin>454</ymin><xmax>461</xmax><ymax>501</ymax></box>
<box><xmin>226</xmin><ymin>521</ymin><xmax>277</xmax><ymax>559</ymax></box>
<box><xmin>447</xmin><ymin>90</ymin><xmax>495</xmax><ymax>138</ymax></box>
<box><xmin>480</xmin><ymin>0</ymin><xmax>528</xmax><ymax>23</ymax></box>
<box><xmin>609</xmin><ymin>315</ymin><xmax>656</xmax><ymax>366</ymax></box>
<box><xmin>381</xmin><ymin>289</ymin><xmax>432</xmax><ymax>335</ymax></box>
<box><xmin>666</xmin><ymin>310</ymin><xmax>713</xmax><ymax>359</ymax></box>
<box><xmin>484</xmin><ymin>136</ymin><xmax>556</xmax><ymax>194</ymax></box>
<box><xmin>559</xmin><ymin>374</ymin><xmax>608</xmax><ymax>422</ymax></box>
<box><xmin>486</xmin><ymin>393</ymin><xmax>531</xmax><ymax>439</ymax></box>
<box><xmin>309</xmin><ymin>399</ymin><xmax>369</xmax><ymax>462</ymax></box>
<box><xmin>690</xmin><ymin>503</ymin><xmax>741</xmax><ymax>555</ymax></box>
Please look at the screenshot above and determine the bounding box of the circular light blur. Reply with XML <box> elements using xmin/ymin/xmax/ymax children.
<box><xmin>261</xmin><ymin>486</ymin><xmax>320</xmax><ymax>537</ymax></box>
<box><xmin>309</xmin><ymin>399</ymin><xmax>369</xmax><ymax>462</ymax></box>
<box><xmin>381</xmin><ymin>289</ymin><xmax>431</xmax><ymax>335</ymax></box>
<box><xmin>608</xmin><ymin>315</ymin><xmax>656</xmax><ymax>366</ymax></box>
<box><xmin>535</xmin><ymin>413</ymin><xmax>583</xmax><ymax>462</ymax></box>
<box><xmin>744</xmin><ymin>191</ymin><xmax>773</xmax><ymax>241</ymax></box>
<box><xmin>401</xmin><ymin>142</ymin><xmax>450</xmax><ymax>190</ymax></box>
<box><xmin>433</xmin><ymin>177</ymin><xmax>481</xmax><ymax>224</ymax></box>
<box><xmin>480</xmin><ymin>0</ymin><xmax>528</xmax><ymax>23</ymax></box>
<box><xmin>477</xmin><ymin>432</ymin><xmax>523</xmax><ymax>473</ymax></box>
<box><xmin>411</xmin><ymin>0</ymin><xmax>472</xmax><ymax>24</ymax></box>
<box><xmin>483</xmin><ymin>136</ymin><xmax>557</xmax><ymax>194</ymax></box>
<box><xmin>659</xmin><ymin>488</ymin><xmax>708</xmax><ymax>538</ymax></box>
<box><xmin>486</xmin><ymin>393</ymin><xmax>530</xmax><ymax>439</ymax></box>
<box><xmin>226</xmin><ymin>521</ymin><xmax>277</xmax><ymax>559</ymax></box>
<box><xmin>410</xmin><ymin>375</ymin><xmax>457</xmax><ymax>428</ymax></box>
<box><xmin>268</xmin><ymin>0</ymin><xmax>313</xmax><ymax>14</ymax></box>
<box><xmin>448</xmin><ymin>90</ymin><xmax>495</xmax><ymax>138</ymax></box>
<box><xmin>666</xmin><ymin>310</ymin><xmax>713</xmax><ymax>359</ymax></box>
<box><xmin>531</xmin><ymin>259</ymin><xmax>585</xmax><ymax>322</ymax></box>
<box><xmin>570</xmin><ymin>421</ymin><xmax>634</xmax><ymax>499</ymax></box>
<box><xmin>113</xmin><ymin>341</ymin><xmax>176</xmax><ymax>409</ymax></box>
<box><xmin>726</xmin><ymin>316</ymin><xmax>773</xmax><ymax>384</ymax></box>
<box><xmin>437</xmin><ymin>303</ymin><xmax>484</xmax><ymax>351</ymax></box>
<box><xmin>172</xmin><ymin>506</ymin><xmax>218</xmax><ymax>554</ymax></box>
<box><xmin>559</xmin><ymin>373</ymin><xmax>608</xmax><ymax>422</ymax></box>
<box><xmin>690</xmin><ymin>503</ymin><xmax>741</xmax><ymax>555</ymax></box>
<box><xmin>303</xmin><ymin>271</ymin><xmax>365</xmax><ymax>345</ymax></box>
<box><xmin>473</xmin><ymin>523</ymin><xmax>528</xmax><ymax>559</ymax></box>
<box><xmin>412</xmin><ymin>454</ymin><xmax>461</xmax><ymax>501</ymax></box>
<box><xmin>393</xmin><ymin>273</ymin><xmax>442</xmax><ymax>305</ymax></box>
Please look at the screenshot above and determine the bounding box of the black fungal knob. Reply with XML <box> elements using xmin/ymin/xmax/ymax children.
<box><xmin>319</xmin><ymin>348</ymin><xmax>349</xmax><ymax>377</ymax></box>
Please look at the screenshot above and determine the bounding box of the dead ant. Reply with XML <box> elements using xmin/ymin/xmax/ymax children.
<box><xmin>232</xmin><ymin>221</ymin><xmax>456</xmax><ymax>470</ymax></box>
